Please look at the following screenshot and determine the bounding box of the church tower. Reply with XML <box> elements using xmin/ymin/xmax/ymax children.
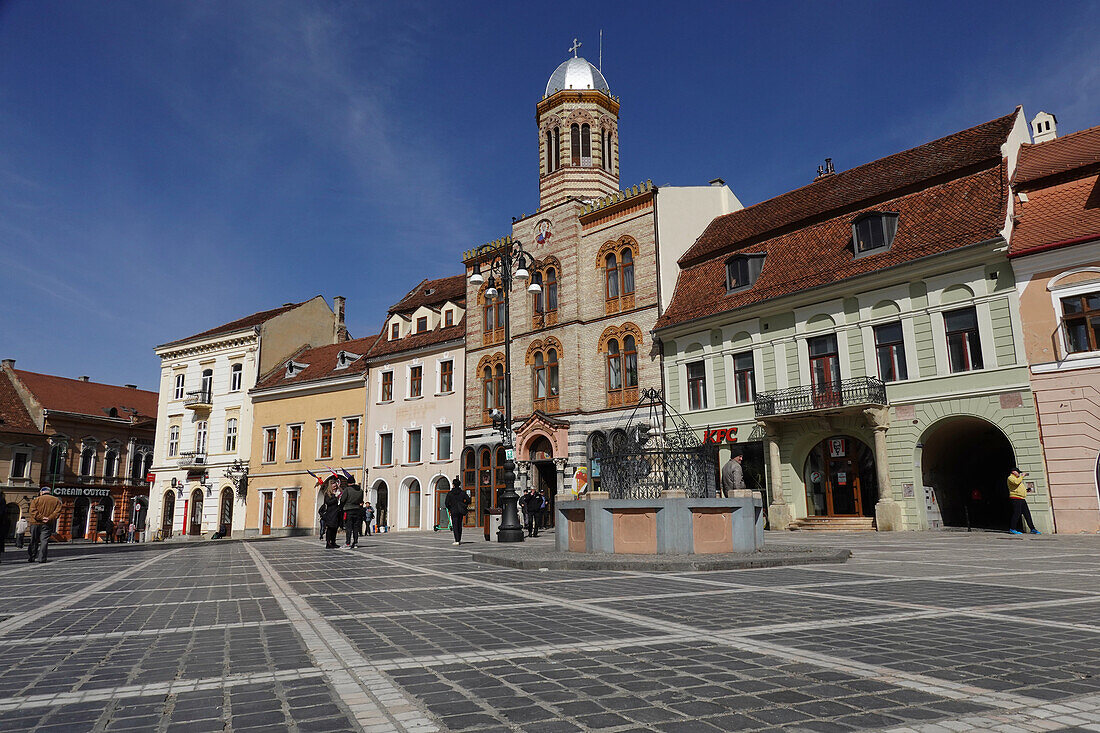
<box><xmin>537</xmin><ymin>42</ymin><xmax>620</xmax><ymax>209</ymax></box>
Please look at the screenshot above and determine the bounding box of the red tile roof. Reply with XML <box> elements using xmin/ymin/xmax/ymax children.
<box><xmin>253</xmin><ymin>334</ymin><xmax>380</xmax><ymax>391</ymax></box>
<box><xmin>678</xmin><ymin>111</ymin><xmax>1019</xmax><ymax>268</ymax></box>
<box><xmin>1014</xmin><ymin>124</ymin><xmax>1100</xmax><ymax>186</ymax></box>
<box><xmin>158</xmin><ymin>300</ymin><xmax>310</xmax><ymax>348</ymax></box>
<box><xmin>1010</xmin><ymin>171</ymin><xmax>1100</xmax><ymax>256</ymax></box>
<box><xmin>657</xmin><ymin>165</ymin><xmax>1008</xmax><ymax>329</ymax></box>
<box><xmin>365</xmin><ymin>323</ymin><xmax>466</xmax><ymax>359</ymax></box>
<box><xmin>12</xmin><ymin>369</ymin><xmax>159</xmax><ymax>420</ymax></box>
<box><xmin>388</xmin><ymin>275</ymin><xmax>467</xmax><ymax>315</ymax></box>
<box><xmin>0</xmin><ymin>370</ymin><xmax>39</xmax><ymax>435</ymax></box>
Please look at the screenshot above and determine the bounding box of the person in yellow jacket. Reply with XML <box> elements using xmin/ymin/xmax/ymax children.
<box><xmin>1007</xmin><ymin>468</ymin><xmax>1040</xmax><ymax>535</ymax></box>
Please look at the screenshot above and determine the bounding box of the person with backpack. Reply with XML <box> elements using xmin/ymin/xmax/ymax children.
<box><xmin>443</xmin><ymin>477</ymin><xmax>469</xmax><ymax>545</ymax></box>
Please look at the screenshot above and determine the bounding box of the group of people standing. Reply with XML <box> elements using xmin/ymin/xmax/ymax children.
<box><xmin>520</xmin><ymin>488</ymin><xmax>550</xmax><ymax>537</ymax></box>
<box><xmin>318</xmin><ymin>482</ymin><xmax>376</xmax><ymax>549</ymax></box>
<box><xmin>100</xmin><ymin>518</ymin><xmax>138</xmax><ymax>543</ymax></box>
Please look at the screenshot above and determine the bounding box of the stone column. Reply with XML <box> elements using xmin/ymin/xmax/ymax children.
<box><xmin>864</xmin><ymin>407</ymin><xmax>901</xmax><ymax>531</ymax></box>
<box><xmin>553</xmin><ymin>458</ymin><xmax>569</xmax><ymax>497</ymax></box>
<box><xmin>759</xmin><ymin>421</ymin><xmax>791</xmax><ymax>530</ymax></box>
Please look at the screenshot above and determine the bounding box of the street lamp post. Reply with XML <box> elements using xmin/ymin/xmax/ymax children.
<box><xmin>469</xmin><ymin>239</ymin><xmax>542</xmax><ymax>542</ymax></box>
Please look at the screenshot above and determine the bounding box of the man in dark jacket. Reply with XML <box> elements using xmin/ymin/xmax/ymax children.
<box><xmin>320</xmin><ymin>491</ymin><xmax>343</xmax><ymax>549</ymax></box>
<box><xmin>523</xmin><ymin>490</ymin><xmax>542</xmax><ymax>537</ymax></box>
<box><xmin>444</xmin><ymin>477</ymin><xmax>469</xmax><ymax>545</ymax></box>
<box><xmin>342</xmin><ymin>482</ymin><xmax>365</xmax><ymax>548</ymax></box>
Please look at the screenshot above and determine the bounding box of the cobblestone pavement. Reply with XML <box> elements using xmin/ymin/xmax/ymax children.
<box><xmin>1</xmin><ymin>530</ymin><xmax>1098</xmax><ymax>732</ymax></box>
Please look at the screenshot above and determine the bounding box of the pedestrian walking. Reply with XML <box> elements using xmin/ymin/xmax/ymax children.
<box><xmin>363</xmin><ymin>502</ymin><xmax>374</xmax><ymax>537</ymax></box>
<box><xmin>320</xmin><ymin>487</ymin><xmax>343</xmax><ymax>549</ymax></box>
<box><xmin>1007</xmin><ymin>468</ymin><xmax>1041</xmax><ymax>535</ymax></box>
<box><xmin>27</xmin><ymin>487</ymin><xmax>62</xmax><ymax>563</ymax></box>
<box><xmin>15</xmin><ymin>515</ymin><xmax>28</xmax><ymax>549</ymax></box>
<box><xmin>342</xmin><ymin>482</ymin><xmax>365</xmax><ymax>548</ymax></box>
<box><xmin>538</xmin><ymin>489</ymin><xmax>551</xmax><ymax>530</ymax></box>
<box><xmin>128</xmin><ymin>522</ymin><xmax>136</xmax><ymax>543</ymax></box>
<box><xmin>519</xmin><ymin>489</ymin><xmax>531</xmax><ymax>532</ymax></box>
<box><xmin>523</xmin><ymin>490</ymin><xmax>541</xmax><ymax>537</ymax></box>
<box><xmin>115</xmin><ymin>522</ymin><xmax>126</xmax><ymax>544</ymax></box>
<box><xmin>444</xmin><ymin>477</ymin><xmax>469</xmax><ymax>545</ymax></box>
<box><xmin>720</xmin><ymin>452</ymin><xmax>746</xmax><ymax>499</ymax></box>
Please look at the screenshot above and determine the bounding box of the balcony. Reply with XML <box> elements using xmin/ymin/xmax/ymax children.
<box><xmin>177</xmin><ymin>451</ymin><xmax>207</xmax><ymax>468</ymax></box>
<box><xmin>184</xmin><ymin>390</ymin><xmax>213</xmax><ymax>410</ymax></box>
<box><xmin>755</xmin><ymin>377</ymin><xmax>887</xmax><ymax>418</ymax></box>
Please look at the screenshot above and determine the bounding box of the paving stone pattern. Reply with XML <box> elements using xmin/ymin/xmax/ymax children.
<box><xmin>0</xmin><ymin>531</ymin><xmax>1098</xmax><ymax>731</ymax></box>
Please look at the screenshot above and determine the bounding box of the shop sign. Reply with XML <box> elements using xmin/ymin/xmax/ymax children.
<box><xmin>146</xmin><ymin>473</ymin><xmax>156</xmax><ymax>484</ymax></box>
<box><xmin>703</xmin><ymin>427</ymin><xmax>739</xmax><ymax>444</ymax></box>
<box><xmin>828</xmin><ymin>438</ymin><xmax>846</xmax><ymax>457</ymax></box>
<box><xmin>52</xmin><ymin>487</ymin><xmax>112</xmax><ymax>497</ymax></box>
<box><xmin>836</xmin><ymin>471</ymin><xmax>847</xmax><ymax>485</ymax></box>
<box><xmin>809</xmin><ymin>470</ymin><xmax>823</xmax><ymax>483</ymax></box>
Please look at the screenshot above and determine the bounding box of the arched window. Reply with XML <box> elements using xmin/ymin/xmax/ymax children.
<box><xmin>534</xmin><ymin>352</ymin><xmax>546</xmax><ymax>400</ymax></box>
<box><xmin>104</xmin><ymin>449</ymin><xmax>118</xmax><ymax>478</ymax></box>
<box><xmin>570</xmin><ymin>123</ymin><xmax>580</xmax><ymax>165</ymax></box>
<box><xmin>547</xmin><ymin>348</ymin><xmax>559</xmax><ymax>398</ymax></box>
<box><xmin>581</xmin><ymin>123</ymin><xmax>591</xmax><ymax>161</ymax></box>
<box><xmin>495</xmin><ymin>291</ymin><xmax>507</xmax><ymax>339</ymax></box>
<box><xmin>601</xmin><ymin>130</ymin><xmax>608</xmax><ymax>170</ymax></box>
<box><xmin>545</xmin><ymin>130</ymin><xmax>553</xmax><ymax>174</ymax></box>
<box><xmin>607</xmin><ymin>339</ymin><xmax>622</xmax><ymax>392</ymax></box>
<box><xmin>624</xmin><ymin>335</ymin><xmax>638</xmax><ymax>388</ymax></box>
<box><xmin>621</xmin><ymin>249</ymin><xmax>635</xmax><ymax>295</ymax></box>
<box><xmin>80</xmin><ymin>446</ymin><xmax>96</xmax><ymax>477</ymax></box>
<box><xmin>605</xmin><ymin>253</ymin><xmax>619</xmax><ymax>300</ymax></box>
<box><xmin>608</xmin><ymin>132</ymin><xmax>615</xmax><ymax>172</ymax></box>
<box><xmin>553</xmin><ymin>127</ymin><xmax>561</xmax><ymax>170</ymax></box>
<box><xmin>587</xmin><ymin>432</ymin><xmax>607</xmax><ymax>491</ymax></box>
<box><xmin>494</xmin><ymin>364</ymin><xmax>505</xmax><ymax>408</ymax></box>
<box><xmin>478</xmin><ymin>447</ymin><xmax>493</xmax><ymax>527</ymax></box>
<box><xmin>48</xmin><ymin>444</ymin><xmax>65</xmax><ymax>478</ymax></box>
<box><xmin>462</xmin><ymin>448</ymin><xmax>476</xmax><ymax>494</ymax></box>
<box><xmin>482</xmin><ymin>366</ymin><xmax>493</xmax><ymax>411</ymax></box>
<box><xmin>545</xmin><ymin>267</ymin><xmax>558</xmax><ymax>313</ymax></box>
<box><xmin>484</xmin><ymin>298</ymin><xmax>495</xmax><ymax>333</ymax></box>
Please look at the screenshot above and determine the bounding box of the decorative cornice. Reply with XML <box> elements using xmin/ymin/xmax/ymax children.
<box><xmin>581</xmin><ymin>180</ymin><xmax>655</xmax><ymax>216</ymax></box>
<box><xmin>462</xmin><ymin>235</ymin><xmax>513</xmax><ymax>264</ymax></box>
<box><xmin>157</xmin><ymin>334</ymin><xmax>257</xmax><ymax>361</ymax></box>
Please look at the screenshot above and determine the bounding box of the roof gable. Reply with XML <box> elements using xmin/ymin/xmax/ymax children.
<box><xmin>1014</xmin><ymin>124</ymin><xmax>1100</xmax><ymax>187</ymax></box>
<box><xmin>389</xmin><ymin>275</ymin><xmax>467</xmax><ymax>315</ymax></box>
<box><xmin>253</xmin><ymin>334</ymin><xmax>380</xmax><ymax>391</ymax></box>
<box><xmin>0</xmin><ymin>370</ymin><xmax>39</xmax><ymax>435</ymax></box>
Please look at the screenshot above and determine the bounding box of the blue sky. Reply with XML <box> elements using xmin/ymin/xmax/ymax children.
<box><xmin>2</xmin><ymin>0</ymin><xmax>1098</xmax><ymax>389</ymax></box>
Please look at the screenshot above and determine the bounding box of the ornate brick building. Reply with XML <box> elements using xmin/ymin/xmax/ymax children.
<box><xmin>461</xmin><ymin>49</ymin><xmax>742</xmax><ymax>528</ymax></box>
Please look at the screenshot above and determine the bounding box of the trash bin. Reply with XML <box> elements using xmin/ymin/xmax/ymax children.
<box><xmin>485</xmin><ymin>509</ymin><xmax>502</xmax><ymax>540</ymax></box>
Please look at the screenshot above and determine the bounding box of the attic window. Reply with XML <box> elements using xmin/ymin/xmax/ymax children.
<box><xmin>852</xmin><ymin>212</ymin><xmax>899</xmax><ymax>256</ymax></box>
<box><xmin>417</xmin><ymin>316</ymin><xmax>428</xmax><ymax>333</ymax></box>
<box><xmin>725</xmin><ymin>253</ymin><xmax>766</xmax><ymax>293</ymax></box>
<box><xmin>390</xmin><ymin>323</ymin><xmax>400</xmax><ymax>340</ymax></box>
<box><xmin>425</xmin><ymin>288</ymin><xmax>436</xmax><ymax>295</ymax></box>
<box><xmin>335</xmin><ymin>351</ymin><xmax>361</xmax><ymax>370</ymax></box>
<box><xmin>285</xmin><ymin>361</ymin><xmax>309</xmax><ymax>378</ymax></box>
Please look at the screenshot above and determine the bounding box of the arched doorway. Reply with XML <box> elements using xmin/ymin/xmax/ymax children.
<box><xmin>72</xmin><ymin>496</ymin><xmax>90</xmax><ymax>539</ymax></box>
<box><xmin>803</xmin><ymin>436</ymin><xmax>877</xmax><ymax>517</ymax></box>
<box><xmin>405</xmin><ymin>478</ymin><xmax>421</xmax><ymax>529</ymax></box>
<box><xmin>218</xmin><ymin>488</ymin><xmax>234</xmax><ymax>536</ymax></box>
<box><xmin>132</xmin><ymin>496</ymin><xmax>149</xmax><ymax>540</ymax></box>
<box><xmin>97</xmin><ymin>496</ymin><xmax>114</xmax><ymax>537</ymax></box>
<box><xmin>161</xmin><ymin>491</ymin><xmax>175</xmax><ymax>538</ymax></box>
<box><xmin>3</xmin><ymin>502</ymin><xmax>19</xmax><ymax>539</ymax></box>
<box><xmin>920</xmin><ymin>416</ymin><xmax>1016</xmax><ymax>529</ymax></box>
<box><xmin>433</xmin><ymin>476</ymin><xmax>450</xmax><ymax>530</ymax></box>
<box><xmin>528</xmin><ymin>436</ymin><xmax>556</xmax><ymax>529</ymax></box>
<box><xmin>189</xmin><ymin>489</ymin><xmax>204</xmax><ymax>536</ymax></box>
<box><xmin>373</xmin><ymin>480</ymin><xmax>389</xmax><ymax>530</ymax></box>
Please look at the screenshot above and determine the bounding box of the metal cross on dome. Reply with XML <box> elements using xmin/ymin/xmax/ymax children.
<box><xmin>569</xmin><ymin>38</ymin><xmax>581</xmax><ymax>57</ymax></box>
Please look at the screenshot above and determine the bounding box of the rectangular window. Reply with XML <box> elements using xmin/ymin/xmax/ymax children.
<box><xmin>1061</xmin><ymin>291</ymin><xmax>1100</xmax><ymax>353</ymax></box>
<box><xmin>344</xmin><ymin>418</ymin><xmax>359</xmax><ymax>456</ymax></box>
<box><xmin>225</xmin><ymin>418</ymin><xmax>238</xmax><ymax>452</ymax></box>
<box><xmin>417</xmin><ymin>316</ymin><xmax>428</xmax><ymax>333</ymax></box>
<box><xmin>10</xmin><ymin>450</ymin><xmax>29</xmax><ymax>479</ymax></box>
<box><xmin>409</xmin><ymin>366</ymin><xmax>423</xmax><ymax>397</ymax></box>
<box><xmin>195</xmin><ymin>421</ymin><xmax>208</xmax><ymax>453</ymax></box>
<box><xmin>168</xmin><ymin>426</ymin><xmax>180</xmax><ymax>457</ymax></box>
<box><xmin>381</xmin><ymin>371</ymin><xmax>393</xmax><ymax>402</ymax></box>
<box><xmin>288</xmin><ymin>425</ymin><xmax>302</xmax><ymax>461</ymax></box>
<box><xmin>945</xmin><ymin>307</ymin><xmax>983</xmax><ymax>373</ymax></box>
<box><xmin>687</xmin><ymin>361</ymin><xmax>708</xmax><ymax>410</ymax></box>
<box><xmin>285</xmin><ymin>490</ymin><xmax>298</xmax><ymax>528</ymax></box>
<box><xmin>264</xmin><ymin>428</ymin><xmax>277</xmax><ymax>463</ymax></box>
<box><xmin>230</xmin><ymin>364</ymin><xmax>243</xmax><ymax>392</ymax></box>
<box><xmin>407</xmin><ymin>429</ymin><xmax>422</xmax><ymax>463</ymax></box>
<box><xmin>174</xmin><ymin>374</ymin><xmax>185</xmax><ymax>400</ymax></box>
<box><xmin>732</xmin><ymin>352</ymin><xmax>756</xmax><ymax>403</ymax></box>
<box><xmin>874</xmin><ymin>322</ymin><xmax>908</xmax><ymax>382</ymax></box>
<box><xmin>391</xmin><ymin>322</ymin><xmax>399</xmax><ymax>339</ymax></box>
<box><xmin>436</xmin><ymin>426</ymin><xmax>452</xmax><ymax>461</ymax></box>
<box><xmin>379</xmin><ymin>433</ymin><xmax>393</xmax><ymax>466</ymax></box>
<box><xmin>445</xmin><ymin>310</ymin><xmax>453</xmax><ymax>327</ymax></box>
<box><xmin>440</xmin><ymin>360</ymin><xmax>453</xmax><ymax>393</ymax></box>
<box><xmin>318</xmin><ymin>421</ymin><xmax>333</xmax><ymax>459</ymax></box>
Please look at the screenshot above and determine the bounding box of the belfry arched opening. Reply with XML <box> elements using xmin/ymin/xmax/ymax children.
<box><xmin>920</xmin><ymin>417</ymin><xmax>1016</xmax><ymax>529</ymax></box>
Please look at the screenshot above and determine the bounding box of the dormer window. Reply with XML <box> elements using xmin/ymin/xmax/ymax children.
<box><xmin>725</xmin><ymin>253</ymin><xmax>766</xmax><ymax>293</ymax></box>
<box><xmin>852</xmin><ymin>212</ymin><xmax>899</xmax><ymax>256</ymax></box>
<box><xmin>335</xmin><ymin>351</ymin><xmax>361</xmax><ymax>370</ymax></box>
<box><xmin>285</xmin><ymin>361</ymin><xmax>308</xmax><ymax>378</ymax></box>
<box><xmin>390</xmin><ymin>323</ymin><xmax>400</xmax><ymax>340</ymax></box>
<box><xmin>416</xmin><ymin>316</ymin><xmax>428</xmax><ymax>333</ymax></box>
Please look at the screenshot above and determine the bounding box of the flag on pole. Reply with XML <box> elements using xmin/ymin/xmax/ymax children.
<box><xmin>340</xmin><ymin>468</ymin><xmax>355</xmax><ymax>482</ymax></box>
<box><xmin>305</xmin><ymin>469</ymin><xmax>324</xmax><ymax>486</ymax></box>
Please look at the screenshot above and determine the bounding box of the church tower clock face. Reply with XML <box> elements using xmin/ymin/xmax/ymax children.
<box><xmin>537</xmin><ymin>42</ymin><xmax>620</xmax><ymax>209</ymax></box>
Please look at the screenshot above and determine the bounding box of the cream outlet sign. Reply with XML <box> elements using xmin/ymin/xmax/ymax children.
<box><xmin>52</xmin><ymin>487</ymin><xmax>112</xmax><ymax>497</ymax></box>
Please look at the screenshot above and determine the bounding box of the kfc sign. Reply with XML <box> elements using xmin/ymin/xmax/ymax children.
<box><xmin>703</xmin><ymin>426</ymin><xmax>739</xmax><ymax>444</ymax></box>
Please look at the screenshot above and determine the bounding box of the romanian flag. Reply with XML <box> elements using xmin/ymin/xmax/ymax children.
<box><xmin>305</xmin><ymin>469</ymin><xmax>324</xmax><ymax>486</ymax></box>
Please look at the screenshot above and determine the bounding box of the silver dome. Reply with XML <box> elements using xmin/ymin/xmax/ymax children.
<box><xmin>545</xmin><ymin>57</ymin><xmax>610</xmax><ymax>97</ymax></box>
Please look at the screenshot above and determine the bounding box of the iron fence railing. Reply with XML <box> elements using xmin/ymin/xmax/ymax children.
<box><xmin>178</xmin><ymin>451</ymin><xmax>207</xmax><ymax>467</ymax></box>
<box><xmin>184</xmin><ymin>390</ymin><xmax>213</xmax><ymax>407</ymax></box>
<box><xmin>600</xmin><ymin>445</ymin><xmax>719</xmax><ymax>499</ymax></box>
<box><xmin>754</xmin><ymin>376</ymin><xmax>887</xmax><ymax>418</ymax></box>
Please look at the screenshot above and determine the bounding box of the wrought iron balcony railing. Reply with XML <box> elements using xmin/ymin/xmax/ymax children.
<box><xmin>755</xmin><ymin>376</ymin><xmax>887</xmax><ymax>418</ymax></box>
<box><xmin>178</xmin><ymin>451</ymin><xmax>207</xmax><ymax>468</ymax></box>
<box><xmin>184</xmin><ymin>390</ymin><xmax>213</xmax><ymax>409</ymax></box>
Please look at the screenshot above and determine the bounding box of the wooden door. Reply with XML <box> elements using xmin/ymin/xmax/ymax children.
<box><xmin>825</xmin><ymin>455</ymin><xmax>862</xmax><ymax>516</ymax></box>
<box><xmin>261</xmin><ymin>493</ymin><xmax>273</xmax><ymax>535</ymax></box>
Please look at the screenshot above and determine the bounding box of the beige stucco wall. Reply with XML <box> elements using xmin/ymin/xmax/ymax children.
<box><xmin>258</xmin><ymin>296</ymin><xmax>336</xmax><ymax>376</ymax></box>
<box><xmin>655</xmin><ymin>185</ymin><xmax>742</xmax><ymax>312</ymax></box>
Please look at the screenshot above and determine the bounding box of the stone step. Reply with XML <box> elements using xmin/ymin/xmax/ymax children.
<box><xmin>791</xmin><ymin>517</ymin><xmax>876</xmax><ymax>531</ymax></box>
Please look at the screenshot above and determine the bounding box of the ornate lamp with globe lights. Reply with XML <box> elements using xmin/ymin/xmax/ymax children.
<box><xmin>468</xmin><ymin>239</ymin><xmax>543</xmax><ymax>542</ymax></box>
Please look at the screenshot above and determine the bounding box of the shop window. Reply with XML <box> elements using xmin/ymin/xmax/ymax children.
<box><xmin>407</xmin><ymin>479</ymin><xmax>421</xmax><ymax>528</ymax></box>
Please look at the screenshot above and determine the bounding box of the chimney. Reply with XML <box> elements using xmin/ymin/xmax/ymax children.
<box><xmin>125</xmin><ymin>384</ymin><xmax>137</xmax><ymax>389</ymax></box>
<box><xmin>709</xmin><ymin>178</ymin><xmax>725</xmax><ymax>186</ymax></box>
<box><xmin>814</xmin><ymin>158</ymin><xmax>836</xmax><ymax>181</ymax></box>
<box><xmin>1032</xmin><ymin>111</ymin><xmax>1057</xmax><ymax>143</ymax></box>
<box><xmin>79</xmin><ymin>376</ymin><xmax>90</xmax><ymax>382</ymax></box>
<box><xmin>333</xmin><ymin>296</ymin><xmax>349</xmax><ymax>343</ymax></box>
<box><xmin>1</xmin><ymin>358</ymin><xmax>14</xmax><ymax>369</ymax></box>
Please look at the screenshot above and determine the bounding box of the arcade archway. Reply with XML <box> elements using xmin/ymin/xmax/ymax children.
<box><xmin>920</xmin><ymin>416</ymin><xmax>1016</xmax><ymax>529</ymax></box>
